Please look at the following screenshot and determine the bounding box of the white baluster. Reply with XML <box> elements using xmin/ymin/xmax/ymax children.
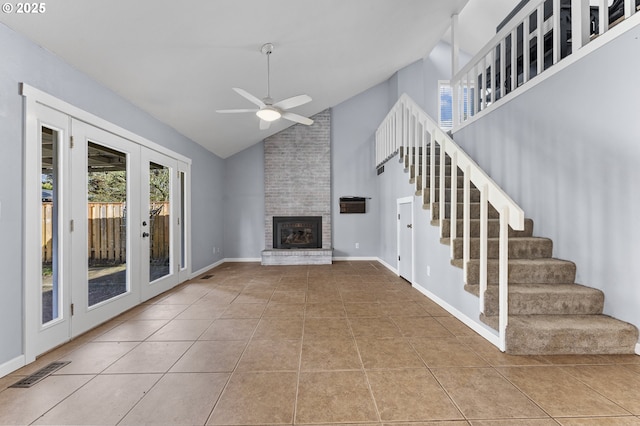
<box><xmin>450</xmin><ymin>151</ymin><xmax>458</xmax><ymax>258</ymax></box>
<box><xmin>499</xmin><ymin>205</ymin><xmax>510</xmax><ymax>352</ymax></box>
<box><xmin>479</xmin><ymin>183</ymin><xmax>488</xmax><ymax>314</ymax></box>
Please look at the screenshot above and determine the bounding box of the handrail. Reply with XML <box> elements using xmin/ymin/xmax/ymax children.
<box><xmin>375</xmin><ymin>93</ymin><xmax>525</xmax><ymax>351</ymax></box>
<box><xmin>451</xmin><ymin>0</ymin><xmax>638</xmax><ymax>128</ymax></box>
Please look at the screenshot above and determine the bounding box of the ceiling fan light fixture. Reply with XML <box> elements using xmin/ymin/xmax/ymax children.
<box><xmin>256</xmin><ymin>106</ymin><xmax>281</xmax><ymax>122</ymax></box>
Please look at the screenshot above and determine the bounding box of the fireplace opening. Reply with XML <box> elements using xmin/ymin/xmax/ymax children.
<box><xmin>273</xmin><ymin>216</ymin><xmax>322</xmax><ymax>249</ymax></box>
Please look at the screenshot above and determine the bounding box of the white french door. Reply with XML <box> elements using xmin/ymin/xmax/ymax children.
<box><xmin>70</xmin><ymin>120</ymin><xmax>143</xmax><ymax>336</ymax></box>
<box><xmin>23</xmin><ymin>90</ymin><xmax>191</xmax><ymax>361</ymax></box>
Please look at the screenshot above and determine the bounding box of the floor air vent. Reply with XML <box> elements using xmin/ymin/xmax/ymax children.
<box><xmin>200</xmin><ymin>274</ymin><xmax>214</xmax><ymax>279</ymax></box>
<box><xmin>9</xmin><ymin>361</ymin><xmax>70</xmax><ymax>388</ymax></box>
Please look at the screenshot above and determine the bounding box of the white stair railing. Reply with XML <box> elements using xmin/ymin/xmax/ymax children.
<box><xmin>375</xmin><ymin>94</ymin><xmax>525</xmax><ymax>351</ymax></box>
<box><xmin>451</xmin><ymin>0</ymin><xmax>639</xmax><ymax>128</ymax></box>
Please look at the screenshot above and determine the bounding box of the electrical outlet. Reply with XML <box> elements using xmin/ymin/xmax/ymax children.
<box><xmin>355</xmin><ymin>242</ymin><xmax>359</xmax><ymax>249</ymax></box>
<box><xmin>427</xmin><ymin>265</ymin><xmax>431</xmax><ymax>276</ymax></box>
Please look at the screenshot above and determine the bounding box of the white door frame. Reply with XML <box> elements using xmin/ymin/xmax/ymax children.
<box><xmin>396</xmin><ymin>197</ymin><xmax>415</xmax><ymax>283</ymax></box>
<box><xmin>21</xmin><ymin>84</ymin><xmax>192</xmax><ymax>363</ymax></box>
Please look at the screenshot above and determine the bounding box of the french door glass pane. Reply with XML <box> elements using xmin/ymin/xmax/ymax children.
<box><xmin>87</xmin><ymin>142</ymin><xmax>128</xmax><ymax>306</ymax></box>
<box><xmin>42</xmin><ymin>126</ymin><xmax>60</xmax><ymax>324</ymax></box>
<box><xmin>150</xmin><ymin>162</ymin><xmax>171</xmax><ymax>281</ymax></box>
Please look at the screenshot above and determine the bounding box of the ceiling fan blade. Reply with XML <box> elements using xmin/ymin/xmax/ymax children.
<box><xmin>233</xmin><ymin>87</ymin><xmax>265</xmax><ymax>108</ymax></box>
<box><xmin>273</xmin><ymin>94</ymin><xmax>312</xmax><ymax>110</ymax></box>
<box><xmin>259</xmin><ymin>119</ymin><xmax>271</xmax><ymax>130</ymax></box>
<box><xmin>216</xmin><ymin>108</ymin><xmax>259</xmax><ymax>113</ymax></box>
<box><xmin>282</xmin><ymin>112</ymin><xmax>314</xmax><ymax>126</ymax></box>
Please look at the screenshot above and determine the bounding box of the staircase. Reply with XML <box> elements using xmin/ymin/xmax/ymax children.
<box><xmin>403</xmin><ymin>146</ymin><xmax>638</xmax><ymax>355</ymax></box>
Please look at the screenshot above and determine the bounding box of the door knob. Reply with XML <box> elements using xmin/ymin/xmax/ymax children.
<box><xmin>142</xmin><ymin>232</ymin><xmax>150</xmax><ymax>238</ymax></box>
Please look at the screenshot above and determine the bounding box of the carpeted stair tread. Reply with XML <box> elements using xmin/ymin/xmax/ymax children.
<box><xmin>465</xmin><ymin>258</ymin><xmax>576</xmax><ymax>284</ymax></box>
<box><xmin>477</xmin><ymin>283</ymin><xmax>605</xmax><ymax>316</ymax></box>
<box><xmin>501</xmin><ymin>315</ymin><xmax>639</xmax><ymax>354</ymax></box>
<box><xmin>429</xmin><ymin>202</ymin><xmax>500</xmax><ymax>219</ymax></box>
<box><xmin>450</xmin><ymin>237</ymin><xmax>553</xmax><ymax>259</ymax></box>
<box><xmin>441</xmin><ymin>218</ymin><xmax>534</xmax><ymax>238</ymax></box>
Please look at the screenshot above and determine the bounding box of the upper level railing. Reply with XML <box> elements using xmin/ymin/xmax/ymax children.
<box><xmin>375</xmin><ymin>94</ymin><xmax>525</xmax><ymax>351</ymax></box>
<box><xmin>451</xmin><ymin>0</ymin><xmax>639</xmax><ymax>127</ymax></box>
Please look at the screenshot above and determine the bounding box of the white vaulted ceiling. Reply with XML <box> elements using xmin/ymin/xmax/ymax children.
<box><xmin>1</xmin><ymin>0</ymin><xmax>517</xmax><ymax>158</ymax></box>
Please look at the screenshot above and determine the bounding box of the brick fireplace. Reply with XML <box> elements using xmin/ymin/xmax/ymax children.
<box><xmin>262</xmin><ymin>109</ymin><xmax>332</xmax><ymax>265</ymax></box>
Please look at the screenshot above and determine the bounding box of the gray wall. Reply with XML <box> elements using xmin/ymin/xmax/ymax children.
<box><xmin>0</xmin><ymin>23</ymin><xmax>225</xmax><ymax>365</ymax></box>
<box><xmin>223</xmin><ymin>142</ymin><xmax>265</xmax><ymax>259</ymax></box>
<box><xmin>331</xmin><ymin>82</ymin><xmax>389</xmax><ymax>258</ymax></box>
<box><xmin>453</xmin><ymin>24</ymin><xmax>640</xmax><ymax>335</ymax></box>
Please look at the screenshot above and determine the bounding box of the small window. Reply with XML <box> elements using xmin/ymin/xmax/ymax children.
<box><xmin>438</xmin><ymin>80</ymin><xmax>453</xmax><ymax>131</ymax></box>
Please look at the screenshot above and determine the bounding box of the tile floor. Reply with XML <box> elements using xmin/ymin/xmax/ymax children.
<box><xmin>1</xmin><ymin>261</ymin><xmax>639</xmax><ymax>425</ymax></box>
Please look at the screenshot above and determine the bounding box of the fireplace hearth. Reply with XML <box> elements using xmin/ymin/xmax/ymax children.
<box><xmin>273</xmin><ymin>216</ymin><xmax>322</xmax><ymax>249</ymax></box>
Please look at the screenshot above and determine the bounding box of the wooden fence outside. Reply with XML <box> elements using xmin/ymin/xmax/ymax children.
<box><xmin>42</xmin><ymin>202</ymin><xmax>170</xmax><ymax>264</ymax></box>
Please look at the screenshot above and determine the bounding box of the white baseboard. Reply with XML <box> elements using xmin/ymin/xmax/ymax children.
<box><xmin>0</xmin><ymin>354</ymin><xmax>25</xmax><ymax>379</ymax></box>
<box><xmin>190</xmin><ymin>259</ymin><xmax>225</xmax><ymax>279</ymax></box>
<box><xmin>332</xmin><ymin>256</ymin><xmax>379</xmax><ymax>261</ymax></box>
<box><xmin>223</xmin><ymin>257</ymin><xmax>262</xmax><ymax>263</ymax></box>
<box><xmin>375</xmin><ymin>256</ymin><xmax>399</xmax><ymax>275</ymax></box>
<box><xmin>412</xmin><ymin>282</ymin><xmax>501</xmax><ymax>349</ymax></box>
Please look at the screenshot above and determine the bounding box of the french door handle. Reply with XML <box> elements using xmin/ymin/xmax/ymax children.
<box><xmin>407</xmin><ymin>224</ymin><xmax>413</xmax><ymax>229</ymax></box>
<box><xmin>142</xmin><ymin>232</ymin><xmax>150</xmax><ymax>238</ymax></box>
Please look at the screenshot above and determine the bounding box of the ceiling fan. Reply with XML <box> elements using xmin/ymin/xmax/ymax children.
<box><xmin>216</xmin><ymin>43</ymin><xmax>314</xmax><ymax>130</ymax></box>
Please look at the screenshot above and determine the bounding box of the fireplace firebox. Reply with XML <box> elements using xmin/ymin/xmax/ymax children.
<box><xmin>273</xmin><ymin>216</ymin><xmax>322</xmax><ymax>249</ymax></box>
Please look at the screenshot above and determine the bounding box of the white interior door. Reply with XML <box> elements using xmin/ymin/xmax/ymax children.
<box><xmin>70</xmin><ymin>120</ymin><xmax>142</xmax><ymax>336</ymax></box>
<box><xmin>398</xmin><ymin>199</ymin><xmax>414</xmax><ymax>282</ymax></box>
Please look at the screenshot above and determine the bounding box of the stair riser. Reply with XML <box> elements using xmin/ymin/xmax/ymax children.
<box><xmin>451</xmin><ymin>238</ymin><xmax>552</xmax><ymax>259</ymax></box>
<box><xmin>481</xmin><ymin>287</ymin><xmax>604</xmax><ymax>316</ymax></box>
<box><xmin>441</xmin><ymin>219</ymin><xmax>534</xmax><ymax>238</ymax></box>
<box><xmin>430</xmin><ymin>202</ymin><xmax>500</xmax><ymax>220</ymax></box>
<box><xmin>465</xmin><ymin>260</ymin><xmax>576</xmax><ymax>284</ymax></box>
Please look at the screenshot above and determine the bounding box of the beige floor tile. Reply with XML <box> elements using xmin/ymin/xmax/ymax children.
<box><xmin>345</xmin><ymin>302</ymin><xmax>384</xmax><ymax>317</ymax></box>
<box><xmin>625</xmin><ymin>364</ymin><xmax>640</xmax><ymax>375</ymax></box>
<box><xmin>296</xmin><ymin>371</ymin><xmax>379</xmax><ymax>424</ymax></box>
<box><xmin>170</xmin><ymin>340</ymin><xmax>246</xmax><ymax>372</ymax></box>
<box><xmin>390</xmin><ymin>316</ymin><xmax>454</xmax><ymax>338</ymax></box>
<box><xmin>368</xmin><ymin>368</ymin><xmax>464</xmax><ymax>421</ymax></box>
<box><xmin>306</xmin><ymin>290</ymin><xmax>343</xmax><ymax>303</ymax></box>
<box><xmin>175</xmin><ymin>303</ymin><xmax>228</xmax><ymax>320</ymax></box>
<box><xmin>93</xmin><ymin>319</ymin><xmax>169</xmax><ymax>341</ymax></box>
<box><xmin>470</xmin><ymin>420</ymin><xmax>558</xmax><ymax>425</ymax></box>
<box><xmin>207</xmin><ymin>371</ymin><xmax>297</xmax><ymax>425</ymax></box>
<box><xmin>301</xmin><ymin>336</ymin><xmax>363</xmax><ymax>371</ymax></box>
<box><xmin>383</xmin><ymin>422</ymin><xmax>469</xmax><ymax>426</ymax></box>
<box><xmin>263</xmin><ymin>302</ymin><xmax>305</xmax><ymax>318</ymax></box>
<box><xmin>194</xmin><ymin>289</ymin><xmax>239</xmax><ymax>305</ymax></box>
<box><xmin>410</xmin><ymin>338</ymin><xmax>489</xmax><ymax>367</ymax></box>
<box><xmin>104</xmin><ymin>341</ymin><xmax>192</xmax><ymax>373</ymax></box>
<box><xmin>199</xmin><ymin>318</ymin><xmax>259</xmax><ymax>340</ymax></box>
<box><xmin>129</xmin><ymin>303</ymin><xmax>189</xmax><ymax>320</ymax></box>
<box><xmin>435</xmin><ymin>316</ymin><xmax>478</xmax><ymax>336</ymax></box>
<box><xmin>233</xmin><ymin>290</ymin><xmax>274</xmax><ymax>304</ymax></box>
<box><xmin>120</xmin><ymin>372</ymin><xmax>228</xmax><ymax>425</ymax></box>
<box><xmin>304</xmin><ymin>317</ymin><xmax>353</xmax><ymax>338</ymax></box>
<box><xmin>356</xmin><ymin>337</ymin><xmax>425</xmax><ymax>369</ymax></box>
<box><xmin>0</xmin><ymin>374</ymin><xmax>24</xmax><ymax>392</ymax></box>
<box><xmin>157</xmin><ymin>290</ymin><xmax>206</xmax><ymax>305</ymax></box>
<box><xmin>305</xmin><ymin>302</ymin><xmax>347</xmax><ymax>317</ymax></box>
<box><xmin>236</xmin><ymin>339</ymin><xmax>301</xmax><ymax>371</ymax></box>
<box><xmin>220</xmin><ymin>302</ymin><xmax>266</xmax><ymax>318</ymax></box>
<box><xmin>253</xmin><ymin>317</ymin><xmax>304</xmax><ymax>339</ymax></box>
<box><xmin>0</xmin><ymin>375</ymin><xmax>93</xmax><ymax>425</ymax></box>
<box><xmin>341</xmin><ymin>290</ymin><xmax>379</xmax><ymax>303</ymax></box>
<box><xmin>498</xmin><ymin>366</ymin><xmax>630</xmax><ymax>417</ymax></box>
<box><xmin>418</xmin><ymin>299</ymin><xmax>453</xmax><ymax>316</ymax></box>
<box><xmin>53</xmin><ymin>341</ymin><xmax>139</xmax><ymax>374</ymax></box>
<box><xmin>270</xmin><ymin>289</ymin><xmax>307</xmax><ymax>303</ymax></box>
<box><xmin>432</xmin><ymin>367</ymin><xmax>547</xmax><ymax>419</ymax></box>
<box><xmin>147</xmin><ymin>319</ymin><xmax>213</xmax><ymax>341</ymax></box>
<box><xmin>33</xmin><ymin>374</ymin><xmax>161</xmax><ymax>425</ymax></box>
<box><xmin>556</xmin><ymin>417</ymin><xmax>640</xmax><ymax>425</ymax></box>
<box><xmin>349</xmin><ymin>317</ymin><xmax>403</xmax><ymax>337</ymax></box>
<box><xmin>562</xmin><ymin>365</ymin><xmax>640</xmax><ymax>414</ymax></box>
<box><xmin>596</xmin><ymin>354</ymin><xmax>640</xmax><ymax>364</ymax></box>
<box><xmin>379</xmin><ymin>301</ymin><xmax>430</xmax><ymax>316</ymax></box>
<box><xmin>458</xmin><ymin>335</ymin><xmax>550</xmax><ymax>367</ymax></box>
